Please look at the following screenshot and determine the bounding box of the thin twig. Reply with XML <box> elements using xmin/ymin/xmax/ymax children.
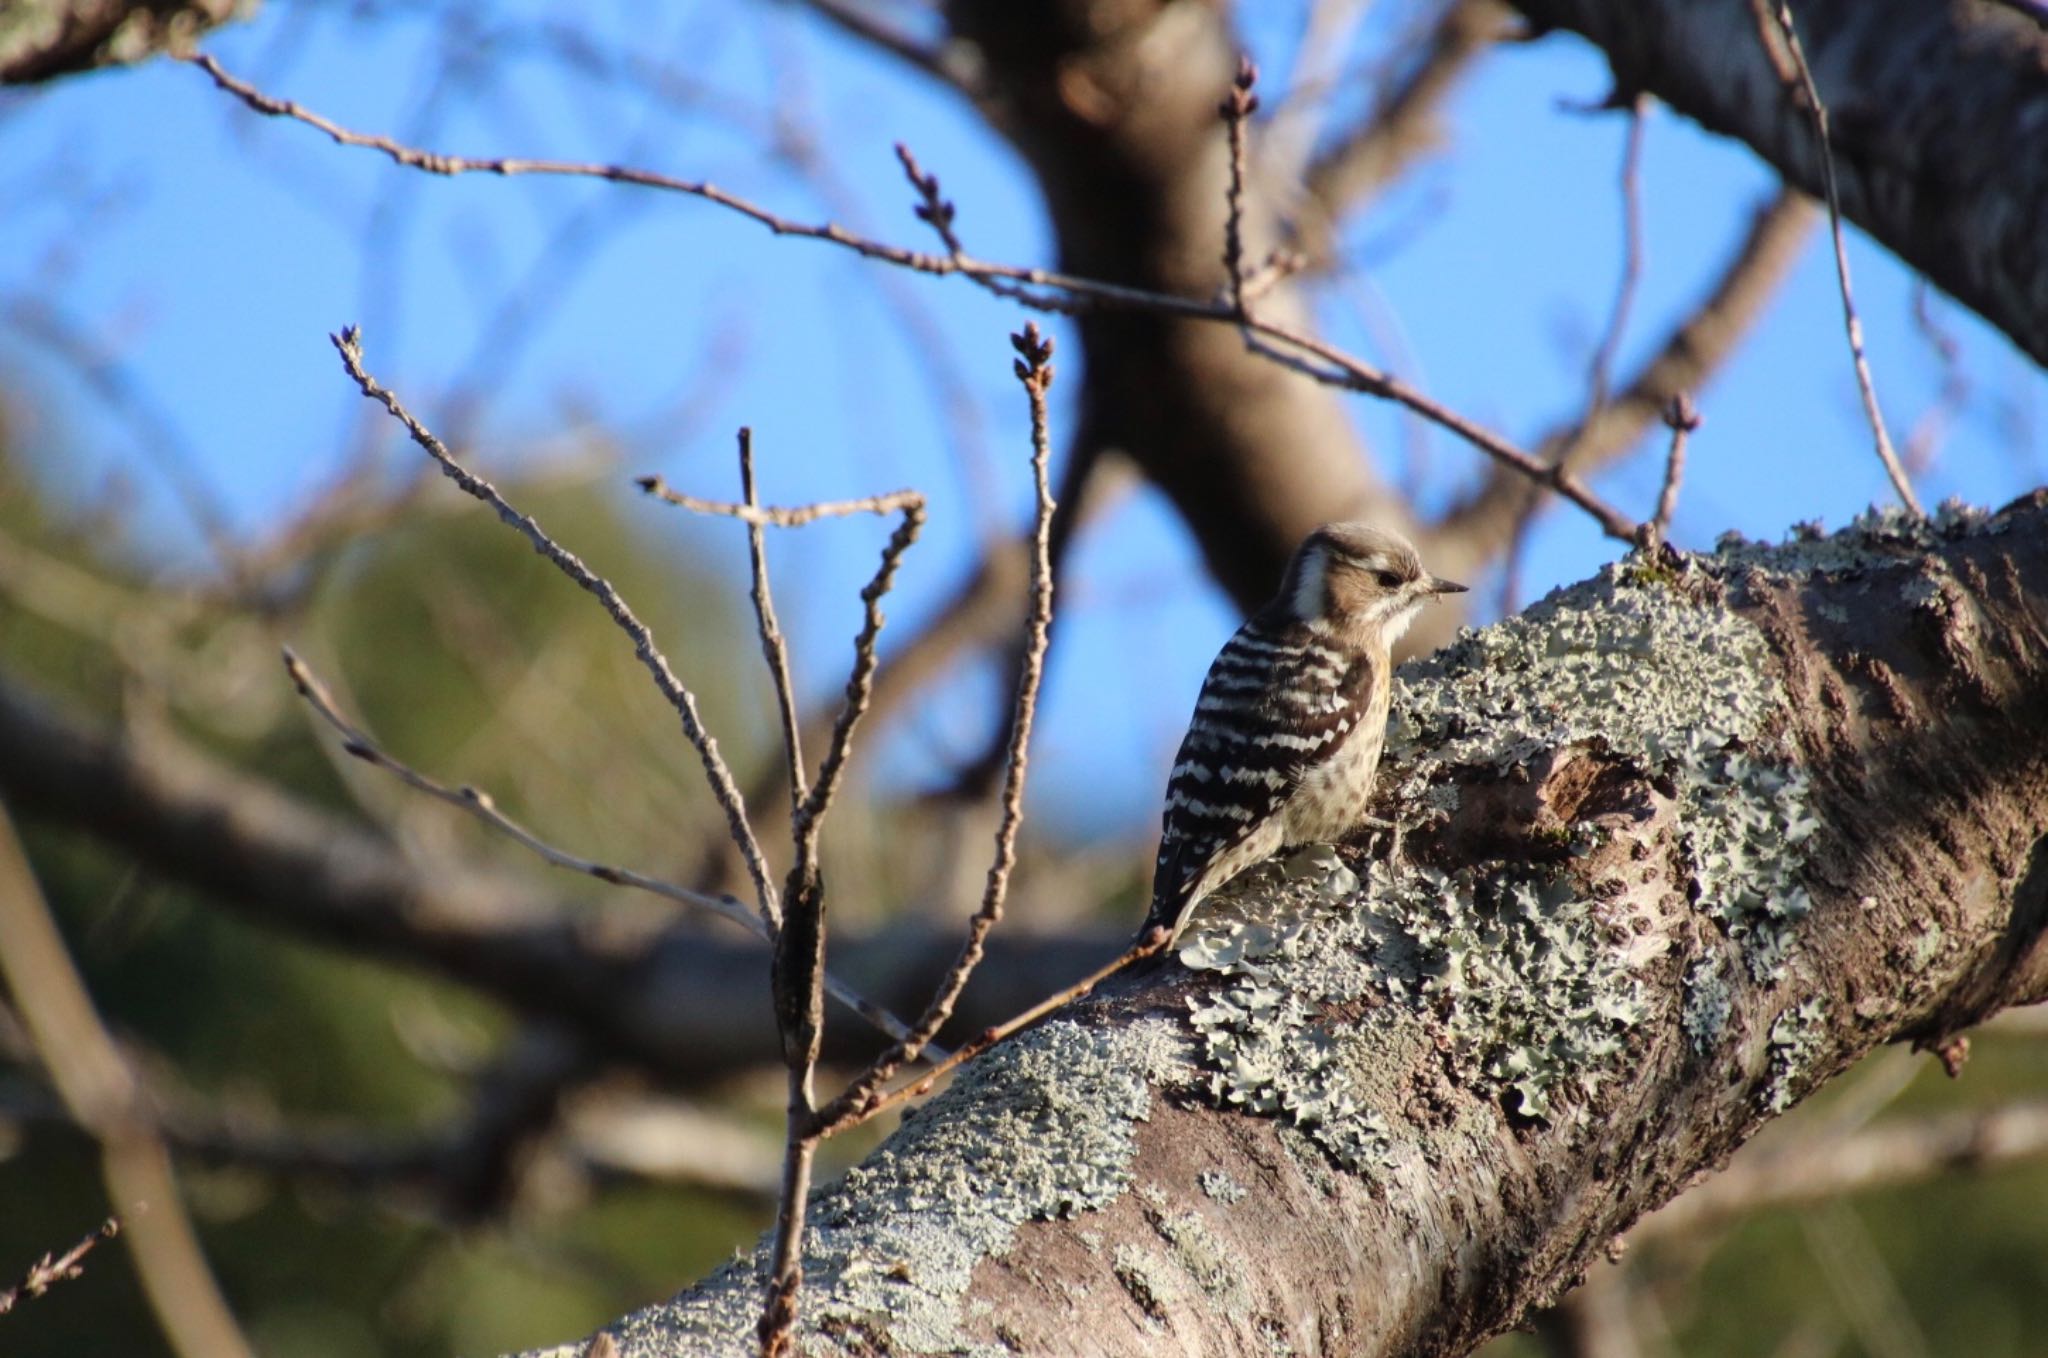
<box><xmin>0</xmin><ymin>1218</ymin><xmax>118</xmax><ymax>1316</ymax></box>
<box><xmin>1220</xmin><ymin>56</ymin><xmax>1260</xmax><ymax>317</ymax></box>
<box><xmin>1587</xmin><ymin>95</ymin><xmax>1649</xmax><ymax>417</ymax></box>
<box><xmin>1640</xmin><ymin>394</ymin><xmax>1698</xmax><ymax>550</ymax></box>
<box><xmin>1297</xmin><ymin>0</ymin><xmax>1501</xmax><ymax>267</ymax></box>
<box><xmin>1496</xmin><ymin>88</ymin><xmax>1648</xmax><ymax>613</ymax></box>
<box><xmin>811</xmin><ymin>324</ymin><xmax>1062</xmax><ymax>1138</ymax></box>
<box><xmin>328</xmin><ymin>325</ymin><xmax>783</xmax><ymax>932</ymax></box>
<box><xmin>279</xmin><ymin>647</ymin><xmax>923</xmax><ymax>1048</ymax></box>
<box><xmin>1757</xmin><ymin>2</ymin><xmax>1923</xmax><ymax>517</ymax></box>
<box><xmin>794</xmin><ymin>0</ymin><xmax>974</xmax><ymax>93</ymax></box>
<box><xmin>193</xmin><ymin>54</ymin><xmax>1638</xmax><ymax>546</ymax></box>
<box><xmin>835</xmin><ymin>935</ymin><xmax>1161</xmax><ymax>1128</ymax></box>
<box><xmin>1902</xmin><ymin>280</ymin><xmax>1971</xmax><ymax>477</ymax></box>
<box><xmin>635</xmin><ymin>477</ymin><xmax>923</xmax><ymax>527</ymax></box>
<box><xmin>790</xmin><ymin>500</ymin><xmax>927</xmax><ymax>859</ymax></box>
<box><xmin>737</xmin><ymin>430</ymin><xmax>810</xmax><ymax>818</ymax></box>
<box><xmin>640</xmin><ymin>465</ymin><xmax>929</xmax><ymax>899</ymax></box>
<box><xmin>1436</xmin><ymin>188</ymin><xmax>1814</xmax><ymax>552</ymax></box>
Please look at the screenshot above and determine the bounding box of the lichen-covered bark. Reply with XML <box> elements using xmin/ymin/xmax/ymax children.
<box><xmin>0</xmin><ymin>0</ymin><xmax>250</xmax><ymax>84</ymax></box>
<box><xmin>1504</xmin><ymin>0</ymin><xmax>2048</xmax><ymax>368</ymax></box>
<box><xmin>514</xmin><ymin>494</ymin><xmax>2048</xmax><ymax>1357</ymax></box>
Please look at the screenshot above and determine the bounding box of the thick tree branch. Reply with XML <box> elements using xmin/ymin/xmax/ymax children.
<box><xmin>1504</xmin><ymin>0</ymin><xmax>2048</xmax><ymax>368</ymax></box>
<box><xmin>513</xmin><ymin>494</ymin><xmax>2048</xmax><ymax>1356</ymax></box>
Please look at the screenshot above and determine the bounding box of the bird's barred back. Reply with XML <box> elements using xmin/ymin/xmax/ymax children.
<box><xmin>1147</xmin><ymin>616</ymin><xmax>1381</xmax><ymax>933</ymax></box>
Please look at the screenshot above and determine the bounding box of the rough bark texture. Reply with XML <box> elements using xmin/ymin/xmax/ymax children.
<box><xmin>1505</xmin><ymin>0</ymin><xmax>2048</xmax><ymax>368</ymax></box>
<box><xmin>0</xmin><ymin>0</ymin><xmax>249</xmax><ymax>84</ymax></box>
<box><xmin>514</xmin><ymin>494</ymin><xmax>2048</xmax><ymax>1357</ymax></box>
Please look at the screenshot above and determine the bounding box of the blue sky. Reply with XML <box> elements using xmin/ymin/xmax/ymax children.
<box><xmin>2</xmin><ymin>1</ymin><xmax>2040</xmax><ymax>843</ymax></box>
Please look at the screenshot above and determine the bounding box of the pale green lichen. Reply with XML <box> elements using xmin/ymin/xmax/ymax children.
<box><xmin>1181</xmin><ymin>848</ymin><xmax>1398</xmax><ymax>1165</ymax></box>
<box><xmin>545</xmin><ymin>1016</ymin><xmax>1188</xmax><ymax>1358</ymax></box>
<box><xmin>1711</xmin><ymin>498</ymin><xmax>1997</xmax><ymax>579</ymax></box>
<box><xmin>1177</xmin><ymin>557</ymin><xmax>1809</xmax><ymax>1142</ymax></box>
<box><xmin>1197</xmin><ymin>1169</ymin><xmax>1247</xmax><ymax>1204</ymax></box>
<box><xmin>1681</xmin><ymin>953</ymin><xmax>1734</xmax><ymax>1054</ymax></box>
<box><xmin>1391</xmin><ymin>557</ymin><xmax>1815</xmax><ymax>982</ymax></box>
<box><xmin>1111</xmin><ymin>1243</ymin><xmax>1176</xmax><ymax>1324</ymax></box>
<box><xmin>1149</xmin><ymin>1209</ymin><xmax>1250</xmax><ymax>1311</ymax></box>
<box><xmin>1908</xmin><ymin>920</ymin><xmax>1946</xmax><ymax>971</ymax></box>
<box><xmin>1364</xmin><ymin>866</ymin><xmax>1656</xmax><ymax>1121</ymax></box>
<box><xmin>516</xmin><ymin>516</ymin><xmax>1963</xmax><ymax>1356</ymax></box>
<box><xmin>1764</xmin><ymin>997</ymin><xmax>1828</xmax><ymax>1112</ymax></box>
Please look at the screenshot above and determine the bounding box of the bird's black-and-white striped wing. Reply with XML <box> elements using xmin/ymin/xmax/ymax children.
<box><xmin>1145</xmin><ymin>617</ymin><xmax>1373</xmax><ymax>940</ymax></box>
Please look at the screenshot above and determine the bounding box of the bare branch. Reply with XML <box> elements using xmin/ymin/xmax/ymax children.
<box><xmin>1755</xmin><ymin>1</ymin><xmax>1923</xmax><ymax>517</ymax></box>
<box><xmin>794</xmin><ymin>0</ymin><xmax>976</xmax><ymax>95</ymax></box>
<box><xmin>1587</xmin><ymin>95</ymin><xmax>1649</xmax><ymax>417</ymax></box>
<box><xmin>712</xmin><ymin>457</ymin><xmax>1134</xmax><ymax>882</ymax></box>
<box><xmin>1498</xmin><ymin>94</ymin><xmax>1653</xmax><ymax>610</ymax></box>
<box><xmin>789</xmin><ymin>497</ymin><xmax>928</xmax><ymax>862</ymax></box>
<box><xmin>1220</xmin><ymin>56</ymin><xmax>1260</xmax><ymax>317</ymax></box>
<box><xmin>634</xmin><ymin>478</ymin><xmax>923</xmax><ymax>528</ymax></box>
<box><xmin>0</xmin><ymin>1218</ymin><xmax>118</xmax><ymax>1317</ymax></box>
<box><xmin>1640</xmin><ymin>394</ymin><xmax>1698</xmax><ymax>549</ymax></box>
<box><xmin>1902</xmin><ymin>281</ymin><xmax>1972</xmax><ymax>478</ymax></box>
<box><xmin>279</xmin><ymin>648</ymin><xmax>920</xmax><ymax>1048</ymax></box>
<box><xmin>737</xmin><ymin>430</ymin><xmax>810</xmax><ymax>819</ymax></box>
<box><xmin>834</xmin><ymin>934</ymin><xmax>1161</xmax><ymax>1129</ymax></box>
<box><xmin>327</xmin><ymin>324</ymin><xmax>781</xmax><ymax>931</ymax></box>
<box><xmin>812</xmin><ymin>324</ymin><xmax>1062</xmax><ymax>1137</ymax></box>
<box><xmin>192</xmin><ymin>55</ymin><xmax>1630</xmax><ymax>547</ymax></box>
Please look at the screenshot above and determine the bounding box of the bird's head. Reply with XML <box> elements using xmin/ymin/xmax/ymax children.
<box><xmin>1282</xmin><ymin>521</ymin><xmax>1467</xmax><ymax>647</ymax></box>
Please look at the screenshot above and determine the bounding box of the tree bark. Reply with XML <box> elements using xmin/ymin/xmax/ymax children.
<box><xmin>514</xmin><ymin>494</ymin><xmax>2048</xmax><ymax>1356</ymax></box>
<box><xmin>0</xmin><ymin>0</ymin><xmax>249</xmax><ymax>84</ymax></box>
<box><xmin>1504</xmin><ymin>0</ymin><xmax>2048</xmax><ymax>369</ymax></box>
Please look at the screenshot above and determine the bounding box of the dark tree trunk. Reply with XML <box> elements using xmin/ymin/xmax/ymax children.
<box><xmin>1505</xmin><ymin>0</ymin><xmax>2048</xmax><ymax>368</ymax></box>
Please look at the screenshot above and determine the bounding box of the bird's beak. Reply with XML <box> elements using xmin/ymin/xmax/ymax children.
<box><xmin>1424</xmin><ymin>574</ymin><xmax>1468</xmax><ymax>597</ymax></box>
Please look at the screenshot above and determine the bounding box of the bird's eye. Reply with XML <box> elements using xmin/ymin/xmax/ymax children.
<box><xmin>1374</xmin><ymin>569</ymin><xmax>1403</xmax><ymax>589</ymax></box>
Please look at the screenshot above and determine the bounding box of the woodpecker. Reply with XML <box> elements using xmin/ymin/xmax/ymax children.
<box><xmin>1140</xmin><ymin>522</ymin><xmax>1466</xmax><ymax>952</ymax></box>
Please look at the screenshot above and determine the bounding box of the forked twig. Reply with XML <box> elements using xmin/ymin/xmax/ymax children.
<box><xmin>1640</xmin><ymin>394</ymin><xmax>1698</xmax><ymax>550</ymax></box>
<box><xmin>1755</xmin><ymin>1</ymin><xmax>1923</xmax><ymax>518</ymax></box>
<box><xmin>810</xmin><ymin>324</ymin><xmax>1062</xmax><ymax>1138</ymax></box>
<box><xmin>789</xmin><ymin>496</ymin><xmax>927</xmax><ymax>865</ymax></box>
<box><xmin>278</xmin><ymin>647</ymin><xmax>923</xmax><ymax>1046</ymax></box>
<box><xmin>329</xmin><ymin>326</ymin><xmax>782</xmax><ymax>932</ymax></box>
